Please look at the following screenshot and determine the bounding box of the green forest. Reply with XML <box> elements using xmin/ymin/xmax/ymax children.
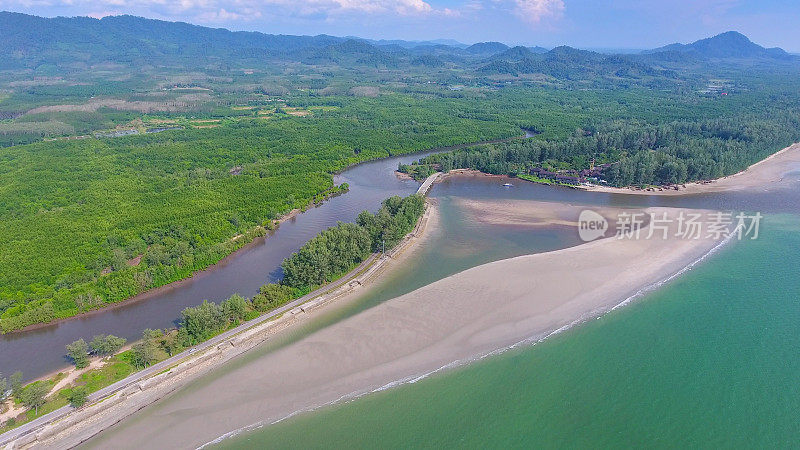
<box><xmin>0</xmin><ymin>195</ymin><xmax>425</xmax><ymax>432</ymax></box>
<box><xmin>2</xmin><ymin>13</ymin><xmax>800</xmax><ymax>331</ymax></box>
<box><xmin>0</xmin><ymin>94</ymin><xmax>519</xmax><ymax>332</ymax></box>
<box><xmin>406</xmin><ymin>102</ymin><xmax>800</xmax><ymax>186</ymax></box>
<box><xmin>4</xmin><ymin>86</ymin><xmax>800</xmax><ymax>332</ymax></box>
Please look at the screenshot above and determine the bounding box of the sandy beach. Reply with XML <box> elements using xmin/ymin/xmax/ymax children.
<box><xmin>23</xmin><ymin>201</ymin><xmax>439</xmax><ymax>449</ymax></box>
<box><xmin>456</xmin><ymin>197</ymin><xmax>618</xmax><ymax>228</ymax></box>
<box><xmin>27</xmin><ymin>141</ymin><xmax>796</xmax><ymax>448</ymax></box>
<box><xmin>25</xmin><ymin>139</ymin><xmax>797</xmax><ymax>448</ymax></box>
<box><xmin>75</xmin><ymin>202</ymin><xmax>724</xmax><ymax>449</ymax></box>
<box><xmin>583</xmin><ymin>142</ymin><xmax>800</xmax><ymax>195</ymax></box>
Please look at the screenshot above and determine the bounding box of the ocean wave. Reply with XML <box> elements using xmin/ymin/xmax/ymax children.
<box><xmin>610</xmin><ymin>232</ymin><xmax>737</xmax><ymax>311</ymax></box>
<box><xmin>199</xmin><ymin>235</ymin><xmax>736</xmax><ymax>449</ymax></box>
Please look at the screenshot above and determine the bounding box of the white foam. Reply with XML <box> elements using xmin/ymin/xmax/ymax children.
<box><xmin>199</xmin><ymin>235</ymin><xmax>736</xmax><ymax>449</ymax></box>
<box><xmin>611</xmin><ymin>232</ymin><xmax>736</xmax><ymax>311</ymax></box>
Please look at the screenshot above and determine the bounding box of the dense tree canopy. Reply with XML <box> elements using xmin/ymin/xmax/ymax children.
<box><xmin>282</xmin><ymin>195</ymin><xmax>424</xmax><ymax>288</ymax></box>
<box><xmin>0</xmin><ymin>92</ymin><xmax>520</xmax><ymax>332</ymax></box>
<box><xmin>409</xmin><ymin>107</ymin><xmax>800</xmax><ymax>187</ymax></box>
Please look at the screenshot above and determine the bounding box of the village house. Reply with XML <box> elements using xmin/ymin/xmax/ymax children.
<box><xmin>529</xmin><ymin>164</ymin><xmax>609</xmax><ymax>185</ymax></box>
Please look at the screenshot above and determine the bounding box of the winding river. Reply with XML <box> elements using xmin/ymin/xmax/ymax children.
<box><xmin>3</xmin><ymin>139</ymin><xmax>799</xmax><ymax>382</ymax></box>
<box><xmin>0</xmin><ymin>149</ymin><xmax>444</xmax><ymax>380</ymax></box>
<box><xmin>81</xmin><ymin>159</ymin><xmax>800</xmax><ymax>449</ymax></box>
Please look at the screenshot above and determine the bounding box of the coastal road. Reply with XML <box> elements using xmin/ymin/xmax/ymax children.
<box><xmin>2</xmin><ymin>178</ymin><xmax>436</xmax><ymax>447</ymax></box>
<box><xmin>0</xmin><ymin>253</ymin><xmax>380</xmax><ymax>447</ymax></box>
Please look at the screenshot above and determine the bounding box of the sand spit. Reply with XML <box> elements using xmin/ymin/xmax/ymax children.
<box><xmin>455</xmin><ymin>197</ymin><xmax>614</xmax><ymax>228</ymax></box>
<box><xmin>584</xmin><ymin>142</ymin><xmax>800</xmax><ymax>196</ymax></box>
<box><xmin>76</xmin><ymin>205</ymin><xmax>723</xmax><ymax>449</ymax></box>
<box><xmin>15</xmin><ymin>203</ymin><xmax>437</xmax><ymax>450</ymax></box>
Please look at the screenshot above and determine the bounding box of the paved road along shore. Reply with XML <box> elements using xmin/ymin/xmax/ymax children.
<box><xmin>0</xmin><ymin>192</ymin><xmax>437</xmax><ymax>449</ymax></box>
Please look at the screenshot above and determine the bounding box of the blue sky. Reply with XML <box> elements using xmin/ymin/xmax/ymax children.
<box><xmin>3</xmin><ymin>0</ymin><xmax>799</xmax><ymax>51</ymax></box>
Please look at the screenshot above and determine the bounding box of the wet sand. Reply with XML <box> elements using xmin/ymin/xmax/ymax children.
<box><xmin>455</xmin><ymin>197</ymin><xmax>614</xmax><ymax>227</ymax></box>
<box><xmin>584</xmin><ymin>142</ymin><xmax>800</xmax><ymax>195</ymax></box>
<box><xmin>28</xmin><ymin>202</ymin><xmax>439</xmax><ymax>450</ymax></box>
<box><xmin>79</xmin><ymin>204</ymin><xmax>723</xmax><ymax>449</ymax></box>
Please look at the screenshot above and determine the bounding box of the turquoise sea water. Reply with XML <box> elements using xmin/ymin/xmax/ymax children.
<box><xmin>219</xmin><ymin>213</ymin><xmax>800</xmax><ymax>449</ymax></box>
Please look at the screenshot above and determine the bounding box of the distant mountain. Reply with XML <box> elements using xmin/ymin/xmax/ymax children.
<box><xmin>0</xmin><ymin>12</ymin><xmax>346</xmax><ymax>68</ymax></box>
<box><xmin>1</xmin><ymin>11</ymin><xmax>794</xmax><ymax>84</ymax></box>
<box><xmin>481</xmin><ymin>45</ymin><xmax>671</xmax><ymax>81</ymax></box>
<box><xmin>304</xmin><ymin>39</ymin><xmax>399</xmax><ymax>67</ymax></box>
<box><xmin>366</xmin><ymin>38</ymin><xmax>466</xmax><ymax>49</ymax></box>
<box><xmin>492</xmin><ymin>46</ymin><xmax>536</xmax><ymax>62</ymax></box>
<box><xmin>645</xmin><ymin>31</ymin><xmax>791</xmax><ymax>60</ymax></box>
<box><xmin>465</xmin><ymin>42</ymin><xmax>509</xmax><ymax>56</ymax></box>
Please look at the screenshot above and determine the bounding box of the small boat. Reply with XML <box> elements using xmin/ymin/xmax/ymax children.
<box><xmin>502</xmin><ymin>183</ymin><xmax>513</xmax><ymax>187</ymax></box>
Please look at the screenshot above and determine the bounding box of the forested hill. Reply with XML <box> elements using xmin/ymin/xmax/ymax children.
<box><xmin>478</xmin><ymin>45</ymin><xmax>674</xmax><ymax>81</ymax></box>
<box><xmin>1</xmin><ymin>11</ymin><xmax>796</xmax><ymax>73</ymax></box>
<box><xmin>644</xmin><ymin>31</ymin><xmax>792</xmax><ymax>60</ymax></box>
<box><xmin>0</xmin><ymin>12</ymin><xmax>346</xmax><ymax>69</ymax></box>
<box><xmin>464</xmin><ymin>42</ymin><xmax>509</xmax><ymax>55</ymax></box>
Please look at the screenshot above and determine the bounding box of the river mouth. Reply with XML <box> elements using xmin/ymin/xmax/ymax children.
<box><xmin>80</xmin><ymin>185</ymin><xmax>754</xmax><ymax>449</ymax></box>
<box><xmin>249</xmin><ymin>170</ymin><xmax>800</xmax><ymax>369</ymax></box>
<box><xmin>21</xmin><ymin>146</ymin><xmax>800</xmax><ymax>448</ymax></box>
<box><xmin>5</xmin><ymin>139</ymin><xmax>800</xmax><ymax>382</ymax></box>
<box><xmin>205</xmin><ymin>214</ymin><xmax>800</xmax><ymax>450</ymax></box>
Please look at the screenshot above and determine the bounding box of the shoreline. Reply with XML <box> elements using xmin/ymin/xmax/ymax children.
<box><xmin>3</xmin><ymin>200</ymin><xmax>438</xmax><ymax>449</ymax></box>
<box><xmin>582</xmin><ymin>142</ymin><xmax>800</xmax><ymax>195</ymax></box>
<box><xmin>70</xmin><ymin>204</ymin><xmax>725</xmax><ymax>449</ymax></box>
<box><xmin>209</xmin><ymin>224</ymin><xmax>737</xmax><ymax>449</ymax></box>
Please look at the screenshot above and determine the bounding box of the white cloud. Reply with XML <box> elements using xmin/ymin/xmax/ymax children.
<box><xmin>196</xmin><ymin>6</ymin><xmax>261</xmax><ymax>22</ymax></box>
<box><xmin>2</xmin><ymin>0</ymin><xmax>443</xmax><ymax>23</ymax></box>
<box><xmin>512</xmin><ymin>0</ymin><xmax>564</xmax><ymax>23</ymax></box>
<box><xmin>264</xmin><ymin>0</ymin><xmax>435</xmax><ymax>16</ymax></box>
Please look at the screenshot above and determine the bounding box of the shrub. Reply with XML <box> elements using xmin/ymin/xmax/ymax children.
<box><xmin>252</xmin><ymin>284</ymin><xmax>294</xmax><ymax>312</ymax></box>
<box><xmin>67</xmin><ymin>386</ymin><xmax>89</xmax><ymax>408</ymax></box>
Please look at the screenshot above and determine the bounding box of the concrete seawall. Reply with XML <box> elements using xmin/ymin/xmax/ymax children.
<box><xmin>1</xmin><ymin>196</ymin><xmax>436</xmax><ymax>449</ymax></box>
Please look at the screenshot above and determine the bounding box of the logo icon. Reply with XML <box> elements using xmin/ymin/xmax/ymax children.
<box><xmin>578</xmin><ymin>209</ymin><xmax>608</xmax><ymax>242</ymax></box>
